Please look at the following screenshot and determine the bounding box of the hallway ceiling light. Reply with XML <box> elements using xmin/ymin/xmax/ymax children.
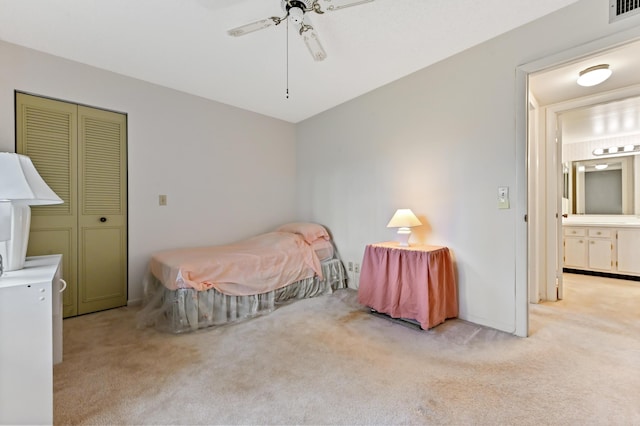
<box><xmin>577</xmin><ymin>64</ymin><xmax>612</xmax><ymax>87</ymax></box>
<box><xmin>594</xmin><ymin>164</ymin><xmax>608</xmax><ymax>170</ymax></box>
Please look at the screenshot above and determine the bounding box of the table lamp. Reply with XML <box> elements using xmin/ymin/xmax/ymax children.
<box><xmin>0</xmin><ymin>202</ymin><xmax>11</xmax><ymax>277</ymax></box>
<box><xmin>386</xmin><ymin>208</ymin><xmax>421</xmax><ymax>247</ymax></box>
<box><xmin>0</xmin><ymin>153</ymin><xmax>63</xmax><ymax>272</ymax></box>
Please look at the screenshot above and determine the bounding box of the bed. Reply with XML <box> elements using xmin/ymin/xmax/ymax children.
<box><xmin>137</xmin><ymin>222</ymin><xmax>346</xmax><ymax>333</ymax></box>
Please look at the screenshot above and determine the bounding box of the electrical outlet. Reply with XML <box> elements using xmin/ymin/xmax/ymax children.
<box><xmin>354</xmin><ymin>263</ymin><xmax>360</xmax><ymax>273</ymax></box>
<box><xmin>347</xmin><ymin>261</ymin><xmax>355</xmax><ymax>288</ymax></box>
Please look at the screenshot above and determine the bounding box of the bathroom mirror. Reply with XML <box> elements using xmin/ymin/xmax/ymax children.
<box><xmin>563</xmin><ymin>154</ymin><xmax>637</xmax><ymax>215</ymax></box>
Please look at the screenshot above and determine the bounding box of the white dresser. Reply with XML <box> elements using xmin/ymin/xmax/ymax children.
<box><xmin>0</xmin><ymin>255</ymin><xmax>64</xmax><ymax>425</ymax></box>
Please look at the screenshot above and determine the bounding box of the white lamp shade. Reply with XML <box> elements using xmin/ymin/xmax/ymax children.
<box><xmin>386</xmin><ymin>209</ymin><xmax>421</xmax><ymax>247</ymax></box>
<box><xmin>0</xmin><ymin>152</ymin><xmax>63</xmax><ymax>205</ymax></box>
<box><xmin>386</xmin><ymin>209</ymin><xmax>422</xmax><ymax>228</ymax></box>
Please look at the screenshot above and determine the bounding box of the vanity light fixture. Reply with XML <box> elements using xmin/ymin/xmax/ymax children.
<box><xmin>577</xmin><ymin>64</ymin><xmax>612</xmax><ymax>87</ymax></box>
<box><xmin>592</xmin><ymin>144</ymin><xmax>640</xmax><ymax>156</ymax></box>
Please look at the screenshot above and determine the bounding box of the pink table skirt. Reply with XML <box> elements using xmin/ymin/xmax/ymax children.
<box><xmin>357</xmin><ymin>242</ymin><xmax>458</xmax><ymax>329</ymax></box>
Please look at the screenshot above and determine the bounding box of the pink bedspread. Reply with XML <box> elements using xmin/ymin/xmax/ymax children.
<box><xmin>149</xmin><ymin>232</ymin><xmax>323</xmax><ymax>296</ymax></box>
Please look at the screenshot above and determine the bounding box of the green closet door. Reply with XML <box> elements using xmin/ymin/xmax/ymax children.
<box><xmin>17</xmin><ymin>94</ymin><xmax>79</xmax><ymax>317</ymax></box>
<box><xmin>77</xmin><ymin>106</ymin><xmax>127</xmax><ymax>314</ymax></box>
<box><xmin>16</xmin><ymin>93</ymin><xmax>127</xmax><ymax>317</ymax></box>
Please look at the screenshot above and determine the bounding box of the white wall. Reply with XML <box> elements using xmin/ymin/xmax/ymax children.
<box><xmin>295</xmin><ymin>0</ymin><xmax>640</xmax><ymax>333</ymax></box>
<box><xmin>0</xmin><ymin>40</ymin><xmax>297</xmax><ymax>303</ymax></box>
<box><xmin>3</xmin><ymin>0</ymin><xmax>640</xmax><ymax>334</ymax></box>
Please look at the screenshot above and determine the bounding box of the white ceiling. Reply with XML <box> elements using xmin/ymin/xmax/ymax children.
<box><xmin>560</xmin><ymin>96</ymin><xmax>640</xmax><ymax>143</ymax></box>
<box><xmin>529</xmin><ymin>40</ymin><xmax>640</xmax><ymax>106</ymax></box>
<box><xmin>0</xmin><ymin>0</ymin><xmax>579</xmax><ymax>123</ymax></box>
<box><xmin>529</xmin><ymin>39</ymin><xmax>640</xmax><ymax>144</ymax></box>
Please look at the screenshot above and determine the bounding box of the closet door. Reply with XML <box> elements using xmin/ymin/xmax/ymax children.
<box><xmin>77</xmin><ymin>106</ymin><xmax>127</xmax><ymax>314</ymax></box>
<box><xmin>16</xmin><ymin>94</ymin><xmax>79</xmax><ymax>317</ymax></box>
<box><xmin>16</xmin><ymin>93</ymin><xmax>127</xmax><ymax>317</ymax></box>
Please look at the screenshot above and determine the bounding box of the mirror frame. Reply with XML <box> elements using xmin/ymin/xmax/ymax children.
<box><xmin>564</xmin><ymin>154</ymin><xmax>635</xmax><ymax>215</ymax></box>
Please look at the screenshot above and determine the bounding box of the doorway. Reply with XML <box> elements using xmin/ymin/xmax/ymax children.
<box><xmin>16</xmin><ymin>92</ymin><xmax>128</xmax><ymax>317</ymax></box>
<box><xmin>527</xmin><ymin>37</ymin><xmax>640</xmax><ymax>303</ymax></box>
<box><xmin>516</xmin><ymin>28</ymin><xmax>640</xmax><ymax>336</ymax></box>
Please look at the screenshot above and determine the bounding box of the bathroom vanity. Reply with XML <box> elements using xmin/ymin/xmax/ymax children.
<box><xmin>561</xmin><ymin>145</ymin><xmax>640</xmax><ymax>278</ymax></box>
<box><xmin>563</xmin><ymin>217</ymin><xmax>640</xmax><ymax>277</ymax></box>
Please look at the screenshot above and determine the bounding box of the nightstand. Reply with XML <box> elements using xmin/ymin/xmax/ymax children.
<box><xmin>357</xmin><ymin>242</ymin><xmax>457</xmax><ymax>329</ymax></box>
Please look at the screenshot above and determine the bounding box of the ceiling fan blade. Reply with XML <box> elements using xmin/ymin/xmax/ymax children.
<box><xmin>300</xmin><ymin>26</ymin><xmax>327</xmax><ymax>61</ymax></box>
<box><xmin>227</xmin><ymin>17</ymin><xmax>279</xmax><ymax>37</ymax></box>
<box><xmin>321</xmin><ymin>0</ymin><xmax>374</xmax><ymax>12</ymax></box>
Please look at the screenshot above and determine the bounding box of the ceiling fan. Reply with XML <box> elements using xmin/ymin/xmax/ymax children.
<box><xmin>227</xmin><ymin>0</ymin><xmax>375</xmax><ymax>62</ymax></box>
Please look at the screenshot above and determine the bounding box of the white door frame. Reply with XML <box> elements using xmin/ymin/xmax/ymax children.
<box><xmin>527</xmin><ymin>94</ymin><xmax>542</xmax><ymax>304</ymax></box>
<box><xmin>515</xmin><ymin>26</ymin><xmax>640</xmax><ymax>337</ymax></box>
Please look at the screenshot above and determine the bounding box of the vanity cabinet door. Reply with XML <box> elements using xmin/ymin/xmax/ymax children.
<box><xmin>564</xmin><ymin>237</ymin><xmax>587</xmax><ymax>268</ymax></box>
<box><xmin>617</xmin><ymin>229</ymin><xmax>640</xmax><ymax>274</ymax></box>
<box><xmin>588</xmin><ymin>239</ymin><xmax>613</xmax><ymax>271</ymax></box>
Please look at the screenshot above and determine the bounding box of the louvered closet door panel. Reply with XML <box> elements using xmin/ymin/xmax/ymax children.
<box><xmin>16</xmin><ymin>93</ymin><xmax>79</xmax><ymax>317</ymax></box>
<box><xmin>77</xmin><ymin>106</ymin><xmax>127</xmax><ymax>314</ymax></box>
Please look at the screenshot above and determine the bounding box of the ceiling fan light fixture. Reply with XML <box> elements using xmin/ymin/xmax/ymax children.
<box><xmin>228</xmin><ymin>0</ymin><xmax>376</xmax><ymax>64</ymax></box>
<box><xmin>576</xmin><ymin>64</ymin><xmax>612</xmax><ymax>87</ymax></box>
<box><xmin>289</xmin><ymin>7</ymin><xmax>305</xmax><ymax>24</ymax></box>
<box><xmin>303</xmin><ymin>29</ymin><xmax>327</xmax><ymax>61</ymax></box>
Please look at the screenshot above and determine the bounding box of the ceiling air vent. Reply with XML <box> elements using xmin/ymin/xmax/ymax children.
<box><xmin>610</xmin><ymin>0</ymin><xmax>640</xmax><ymax>23</ymax></box>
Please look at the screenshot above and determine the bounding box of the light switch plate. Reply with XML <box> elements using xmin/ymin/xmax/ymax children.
<box><xmin>498</xmin><ymin>186</ymin><xmax>510</xmax><ymax>209</ymax></box>
<box><xmin>159</xmin><ymin>194</ymin><xmax>167</xmax><ymax>206</ymax></box>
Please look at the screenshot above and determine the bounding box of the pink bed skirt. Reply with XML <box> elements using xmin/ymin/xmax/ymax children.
<box><xmin>357</xmin><ymin>243</ymin><xmax>458</xmax><ymax>329</ymax></box>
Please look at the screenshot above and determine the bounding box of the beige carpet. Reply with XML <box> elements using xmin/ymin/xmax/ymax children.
<box><xmin>54</xmin><ymin>273</ymin><xmax>640</xmax><ymax>425</ymax></box>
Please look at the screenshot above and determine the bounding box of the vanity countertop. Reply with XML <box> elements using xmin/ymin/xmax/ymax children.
<box><xmin>563</xmin><ymin>216</ymin><xmax>640</xmax><ymax>228</ymax></box>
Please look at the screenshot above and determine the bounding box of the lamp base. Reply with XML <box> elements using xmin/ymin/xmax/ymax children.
<box><xmin>0</xmin><ymin>204</ymin><xmax>31</xmax><ymax>272</ymax></box>
<box><xmin>396</xmin><ymin>227</ymin><xmax>411</xmax><ymax>247</ymax></box>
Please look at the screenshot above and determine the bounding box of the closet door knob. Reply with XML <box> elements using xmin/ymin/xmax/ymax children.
<box><xmin>100</xmin><ymin>217</ymin><xmax>107</xmax><ymax>222</ymax></box>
